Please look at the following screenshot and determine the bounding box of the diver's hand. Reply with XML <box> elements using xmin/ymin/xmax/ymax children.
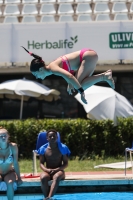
<box><xmin>67</xmin><ymin>84</ymin><xmax>75</xmax><ymax>95</ymax></box>
<box><xmin>81</xmin><ymin>92</ymin><xmax>87</xmax><ymax>104</ymax></box>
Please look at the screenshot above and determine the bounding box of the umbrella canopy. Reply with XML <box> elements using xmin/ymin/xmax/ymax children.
<box><xmin>75</xmin><ymin>85</ymin><xmax>133</xmax><ymax>123</ymax></box>
<box><xmin>0</xmin><ymin>79</ymin><xmax>60</xmax><ymax>119</ymax></box>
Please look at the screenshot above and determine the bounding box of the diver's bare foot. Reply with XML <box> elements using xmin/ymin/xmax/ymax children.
<box><xmin>103</xmin><ymin>69</ymin><xmax>115</xmax><ymax>89</ymax></box>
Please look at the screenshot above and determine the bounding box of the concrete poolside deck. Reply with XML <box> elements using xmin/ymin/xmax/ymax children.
<box><xmin>64</xmin><ymin>170</ymin><xmax>133</xmax><ymax>179</ymax></box>
<box><xmin>21</xmin><ymin>170</ymin><xmax>133</xmax><ymax>181</ymax></box>
<box><xmin>1</xmin><ymin>171</ymin><xmax>133</xmax><ymax>196</ymax></box>
<box><xmin>14</xmin><ymin>170</ymin><xmax>133</xmax><ymax>193</ymax></box>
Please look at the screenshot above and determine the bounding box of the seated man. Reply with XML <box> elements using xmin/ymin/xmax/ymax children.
<box><xmin>37</xmin><ymin>129</ymin><xmax>70</xmax><ymax>200</ymax></box>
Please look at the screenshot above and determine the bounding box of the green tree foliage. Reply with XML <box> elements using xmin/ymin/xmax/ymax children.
<box><xmin>0</xmin><ymin>118</ymin><xmax>133</xmax><ymax>158</ymax></box>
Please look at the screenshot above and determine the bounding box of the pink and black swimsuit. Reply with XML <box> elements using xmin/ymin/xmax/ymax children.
<box><xmin>60</xmin><ymin>55</ymin><xmax>75</xmax><ymax>75</ymax></box>
<box><xmin>61</xmin><ymin>48</ymin><xmax>94</xmax><ymax>75</ymax></box>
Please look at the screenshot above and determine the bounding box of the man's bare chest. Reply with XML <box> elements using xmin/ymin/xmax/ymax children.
<box><xmin>45</xmin><ymin>148</ymin><xmax>62</xmax><ymax>160</ymax></box>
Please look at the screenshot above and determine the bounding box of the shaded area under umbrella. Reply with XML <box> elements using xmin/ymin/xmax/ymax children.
<box><xmin>0</xmin><ymin>79</ymin><xmax>60</xmax><ymax>119</ymax></box>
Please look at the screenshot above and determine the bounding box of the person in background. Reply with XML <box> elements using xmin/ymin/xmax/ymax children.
<box><xmin>37</xmin><ymin>129</ymin><xmax>70</xmax><ymax>200</ymax></box>
<box><xmin>22</xmin><ymin>46</ymin><xmax>115</xmax><ymax>105</ymax></box>
<box><xmin>0</xmin><ymin>127</ymin><xmax>22</xmax><ymax>200</ymax></box>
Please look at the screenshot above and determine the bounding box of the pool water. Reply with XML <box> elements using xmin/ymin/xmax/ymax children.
<box><xmin>1</xmin><ymin>192</ymin><xmax>133</xmax><ymax>200</ymax></box>
<box><xmin>57</xmin><ymin>192</ymin><xmax>133</xmax><ymax>200</ymax></box>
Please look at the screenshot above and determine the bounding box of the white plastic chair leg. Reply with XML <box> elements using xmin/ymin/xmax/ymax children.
<box><xmin>130</xmin><ymin>151</ymin><xmax>133</xmax><ymax>177</ymax></box>
<box><xmin>33</xmin><ymin>150</ymin><xmax>37</xmax><ymax>175</ymax></box>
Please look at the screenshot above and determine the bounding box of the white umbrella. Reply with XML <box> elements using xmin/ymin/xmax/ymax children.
<box><xmin>0</xmin><ymin>79</ymin><xmax>60</xmax><ymax>119</ymax></box>
<box><xmin>75</xmin><ymin>85</ymin><xmax>133</xmax><ymax>123</ymax></box>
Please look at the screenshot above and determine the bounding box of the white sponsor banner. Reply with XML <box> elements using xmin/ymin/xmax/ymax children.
<box><xmin>67</xmin><ymin>22</ymin><xmax>121</xmax><ymax>60</ymax></box>
<box><xmin>12</xmin><ymin>23</ymin><xmax>67</xmax><ymax>63</ymax></box>
<box><xmin>1</xmin><ymin>22</ymin><xmax>133</xmax><ymax>63</ymax></box>
<box><xmin>61</xmin><ymin>21</ymin><xmax>133</xmax><ymax>61</ymax></box>
<box><xmin>0</xmin><ymin>24</ymin><xmax>12</xmax><ymax>62</ymax></box>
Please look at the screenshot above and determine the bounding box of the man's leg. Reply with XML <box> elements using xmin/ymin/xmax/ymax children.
<box><xmin>40</xmin><ymin>172</ymin><xmax>50</xmax><ymax>198</ymax></box>
<box><xmin>47</xmin><ymin>171</ymin><xmax>65</xmax><ymax>199</ymax></box>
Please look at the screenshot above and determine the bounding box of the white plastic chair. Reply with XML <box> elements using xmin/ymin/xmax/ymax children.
<box><xmin>130</xmin><ymin>2</ymin><xmax>133</xmax><ymax>13</ymax></box>
<box><xmin>58</xmin><ymin>14</ymin><xmax>74</xmax><ymax>21</ymax></box>
<box><xmin>93</xmin><ymin>2</ymin><xmax>110</xmax><ymax>14</ymax></box>
<box><xmin>40</xmin><ymin>15</ymin><xmax>55</xmax><ymax>22</ymax></box>
<box><xmin>76</xmin><ymin>3</ymin><xmax>92</xmax><ymax>14</ymax></box>
<box><xmin>4</xmin><ymin>0</ymin><xmax>21</xmax><ymax>4</ymax></box>
<box><xmin>40</xmin><ymin>0</ymin><xmax>56</xmax><ymax>3</ymax></box>
<box><xmin>21</xmin><ymin>15</ymin><xmax>37</xmax><ymax>22</ymax></box>
<box><xmin>125</xmin><ymin>145</ymin><xmax>133</xmax><ymax>177</ymax></box>
<box><xmin>21</xmin><ymin>4</ymin><xmax>38</xmax><ymax>15</ymax></box>
<box><xmin>40</xmin><ymin>3</ymin><xmax>56</xmax><ymax>15</ymax></box>
<box><xmin>77</xmin><ymin>14</ymin><xmax>92</xmax><ymax>21</ymax></box>
<box><xmin>3</xmin><ymin>15</ymin><xmax>19</xmax><ymax>23</ymax></box>
<box><xmin>112</xmin><ymin>2</ymin><xmax>128</xmax><ymax>13</ymax></box>
<box><xmin>3</xmin><ymin>4</ymin><xmax>20</xmax><ymax>15</ymax></box>
<box><xmin>21</xmin><ymin>0</ymin><xmax>38</xmax><ymax>3</ymax></box>
<box><xmin>58</xmin><ymin>3</ymin><xmax>74</xmax><ymax>14</ymax></box>
<box><xmin>95</xmin><ymin>13</ymin><xmax>110</xmax><ymax>20</ymax></box>
<box><xmin>114</xmin><ymin>13</ymin><xmax>129</xmax><ymax>20</ymax></box>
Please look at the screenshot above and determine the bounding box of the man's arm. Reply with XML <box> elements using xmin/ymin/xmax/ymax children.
<box><xmin>60</xmin><ymin>154</ymin><xmax>68</xmax><ymax>170</ymax></box>
<box><xmin>51</xmin><ymin>155</ymin><xmax>68</xmax><ymax>173</ymax></box>
<box><xmin>39</xmin><ymin>155</ymin><xmax>51</xmax><ymax>174</ymax></box>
